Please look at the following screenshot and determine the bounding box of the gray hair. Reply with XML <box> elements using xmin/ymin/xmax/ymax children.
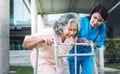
<box><xmin>53</xmin><ymin>13</ymin><xmax>80</xmax><ymax>37</ymax></box>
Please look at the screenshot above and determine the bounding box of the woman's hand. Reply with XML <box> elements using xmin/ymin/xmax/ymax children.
<box><xmin>77</xmin><ymin>38</ymin><xmax>88</xmax><ymax>43</ymax></box>
<box><xmin>41</xmin><ymin>36</ymin><xmax>54</xmax><ymax>46</ymax></box>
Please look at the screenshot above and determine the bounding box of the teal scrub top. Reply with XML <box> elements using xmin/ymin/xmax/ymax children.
<box><xmin>69</xmin><ymin>17</ymin><xmax>106</xmax><ymax>54</ymax></box>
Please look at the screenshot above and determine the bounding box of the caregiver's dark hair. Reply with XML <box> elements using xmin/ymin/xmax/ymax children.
<box><xmin>53</xmin><ymin>13</ymin><xmax>79</xmax><ymax>37</ymax></box>
<box><xmin>88</xmin><ymin>5</ymin><xmax>108</xmax><ymax>21</ymax></box>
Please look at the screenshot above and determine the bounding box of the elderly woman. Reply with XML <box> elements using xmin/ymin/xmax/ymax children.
<box><xmin>22</xmin><ymin>13</ymin><xmax>80</xmax><ymax>74</ymax></box>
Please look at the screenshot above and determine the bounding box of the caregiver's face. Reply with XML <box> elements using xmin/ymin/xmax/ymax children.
<box><xmin>90</xmin><ymin>12</ymin><xmax>104</xmax><ymax>27</ymax></box>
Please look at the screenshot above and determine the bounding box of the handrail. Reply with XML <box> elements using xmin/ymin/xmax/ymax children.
<box><xmin>108</xmin><ymin>1</ymin><xmax>120</xmax><ymax>13</ymax></box>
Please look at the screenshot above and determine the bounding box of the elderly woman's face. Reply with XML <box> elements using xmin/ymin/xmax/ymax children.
<box><xmin>63</xmin><ymin>21</ymin><xmax>78</xmax><ymax>38</ymax></box>
<box><xmin>90</xmin><ymin>12</ymin><xmax>104</xmax><ymax>27</ymax></box>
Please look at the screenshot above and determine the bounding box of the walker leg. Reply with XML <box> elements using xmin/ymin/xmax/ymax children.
<box><xmin>93</xmin><ymin>56</ymin><xmax>98</xmax><ymax>74</ymax></box>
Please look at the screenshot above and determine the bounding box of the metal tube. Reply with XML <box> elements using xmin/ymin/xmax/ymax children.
<box><xmin>90</xmin><ymin>43</ymin><xmax>98</xmax><ymax>74</ymax></box>
<box><xmin>34</xmin><ymin>46</ymin><xmax>39</xmax><ymax>74</ymax></box>
<box><xmin>108</xmin><ymin>1</ymin><xmax>120</xmax><ymax>13</ymax></box>
<box><xmin>56</xmin><ymin>43</ymin><xmax>90</xmax><ymax>45</ymax></box>
<box><xmin>58</xmin><ymin>53</ymin><xmax>93</xmax><ymax>57</ymax></box>
<box><xmin>54</xmin><ymin>42</ymin><xmax>59</xmax><ymax>74</ymax></box>
<box><xmin>74</xmin><ymin>45</ymin><xmax>77</xmax><ymax>74</ymax></box>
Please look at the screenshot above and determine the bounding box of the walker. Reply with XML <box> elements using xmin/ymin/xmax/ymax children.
<box><xmin>34</xmin><ymin>42</ymin><xmax>98</xmax><ymax>74</ymax></box>
<box><xmin>54</xmin><ymin>42</ymin><xmax>98</xmax><ymax>74</ymax></box>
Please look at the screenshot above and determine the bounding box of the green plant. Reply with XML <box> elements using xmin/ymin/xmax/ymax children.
<box><xmin>9</xmin><ymin>66</ymin><xmax>33</xmax><ymax>74</ymax></box>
